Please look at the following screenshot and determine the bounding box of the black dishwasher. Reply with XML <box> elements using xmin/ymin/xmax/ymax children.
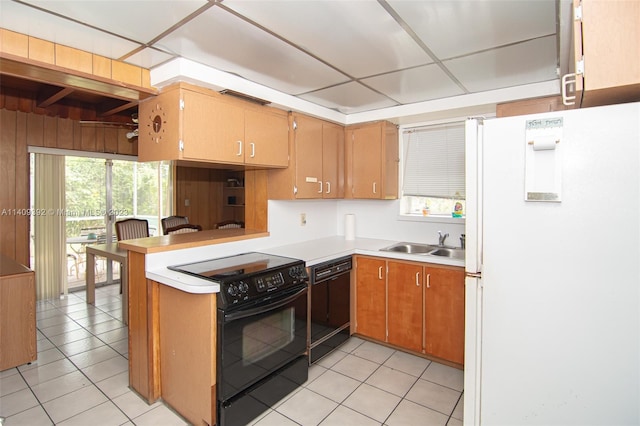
<box><xmin>308</xmin><ymin>255</ymin><xmax>352</xmax><ymax>364</ymax></box>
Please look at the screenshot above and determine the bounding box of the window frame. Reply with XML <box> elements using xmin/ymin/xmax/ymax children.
<box><xmin>397</xmin><ymin>117</ymin><xmax>470</xmax><ymax>224</ymax></box>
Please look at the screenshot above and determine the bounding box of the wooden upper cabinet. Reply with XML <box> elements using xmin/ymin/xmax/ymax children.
<box><xmin>291</xmin><ymin>114</ymin><xmax>324</xmax><ymax>198</ymax></box>
<box><xmin>387</xmin><ymin>261</ymin><xmax>423</xmax><ymax>353</ymax></box>
<box><xmin>244</xmin><ymin>109</ymin><xmax>289</xmax><ymax>167</ymax></box>
<box><xmin>564</xmin><ymin>0</ymin><xmax>640</xmax><ymax>108</ymax></box>
<box><xmin>267</xmin><ymin>113</ymin><xmax>344</xmax><ymax>199</ymax></box>
<box><xmin>322</xmin><ymin>121</ymin><xmax>345</xmax><ymax>199</ymax></box>
<box><xmin>424</xmin><ymin>266</ymin><xmax>465</xmax><ymax>365</ymax></box>
<box><xmin>183</xmin><ymin>91</ymin><xmax>244</xmax><ymax>164</ymax></box>
<box><xmin>138</xmin><ymin>83</ymin><xmax>289</xmax><ymax>167</ymax></box>
<box><xmin>345</xmin><ymin>121</ymin><xmax>398</xmax><ymax>199</ymax></box>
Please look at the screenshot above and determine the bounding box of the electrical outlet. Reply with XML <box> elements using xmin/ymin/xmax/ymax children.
<box><xmin>184</xmin><ymin>199</ymin><xmax>190</xmax><ymax>207</ymax></box>
<box><xmin>300</xmin><ymin>213</ymin><xmax>306</xmax><ymax>226</ymax></box>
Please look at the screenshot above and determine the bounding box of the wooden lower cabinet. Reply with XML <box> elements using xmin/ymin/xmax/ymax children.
<box><xmin>158</xmin><ymin>284</ymin><xmax>216</xmax><ymax>426</ymax></box>
<box><xmin>0</xmin><ymin>256</ymin><xmax>36</xmax><ymax>371</ymax></box>
<box><xmin>354</xmin><ymin>255</ymin><xmax>464</xmax><ymax>366</ymax></box>
<box><xmin>424</xmin><ymin>266</ymin><xmax>465</xmax><ymax>365</ymax></box>
<box><xmin>354</xmin><ymin>256</ymin><xmax>387</xmax><ymax>342</ymax></box>
<box><xmin>387</xmin><ymin>261</ymin><xmax>423</xmax><ymax>353</ymax></box>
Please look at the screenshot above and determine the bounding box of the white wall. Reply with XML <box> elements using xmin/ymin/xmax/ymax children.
<box><xmin>336</xmin><ymin>199</ymin><xmax>465</xmax><ymax>247</ymax></box>
<box><xmin>266</xmin><ymin>198</ymin><xmax>466</xmax><ymax>247</ymax></box>
<box><xmin>147</xmin><ymin>198</ymin><xmax>465</xmax><ymax>268</ymax></box>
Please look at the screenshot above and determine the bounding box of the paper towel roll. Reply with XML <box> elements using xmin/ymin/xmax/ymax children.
<box><xmin>531</xmin><ymin>138</ymin><xmax>558</xmax><ymax>151</ymax></box>
<box><xmin>344</xmin><ymin>214</ymin><xmax>355</xmax><ymax>240</ymax></box>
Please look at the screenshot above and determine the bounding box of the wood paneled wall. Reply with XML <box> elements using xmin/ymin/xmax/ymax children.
<box><xmin>0</xmin><ymin>108</ymin><xmax>137</xmax><ymax>266</ymax></box>
<box><xmin>174</xmin><ymin>167</ymin><xmax>226</xmax><ymax>231</ymax></box>
<box><xmin>173</xmin><ymin>167</ymin><xmax>269</xmax><ymax>231</ymax></box>
<box><xmin>0</xmin><ymin>109</ymin><xmax>30</xmax><ymax>265</ymax></box>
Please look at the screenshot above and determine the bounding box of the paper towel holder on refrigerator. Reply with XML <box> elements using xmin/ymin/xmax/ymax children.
<box><xmin>524</xmin><ymin>117</ymin><xmax>563</xmax><ymax>202</ymax></box>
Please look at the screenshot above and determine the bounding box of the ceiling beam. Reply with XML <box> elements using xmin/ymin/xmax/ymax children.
<box><xmin>98</xmin><ymin>100</ymin><xmax>139</xmax><ymax>118</ymax></box>
<box><xmin>0</xmin><ymin>53</ymin><xmax>157</xmax><ymax>102</ymax></box>
<box><xmin>37</xmin><ymin>86</ymin><xmax>75</xmax><ymax>108</ymax></box>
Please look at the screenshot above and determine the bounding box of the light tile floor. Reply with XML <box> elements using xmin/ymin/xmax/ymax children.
<box><xmin>0</xmin><ymin>285</ymin><xmax>464</xmax><ymax>426</ymax></box>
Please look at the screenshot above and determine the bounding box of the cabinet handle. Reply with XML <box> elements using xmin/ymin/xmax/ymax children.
<box><xmin>426</xmin><ymin>273</ymin><xmax>431</xmax><ymax>288</ymax></box>
<box><xmin>561</xmin><ymin>73</ymin><xmax>577</xmax><ymax>106</ymax></box>
<box><xmin>318</xmin><ymin>181</ymin><xmax>323</xmax><ymax>193</ymax></box>
<box><xmin>372</xmin><ymin>182</ymin><xmax>377</xmax><ymax>194</ymax></box>
<box><xmin>236</xmin><ymin>140</ymin><xmax>242</xmax><ymax>156</ymax></box>
<box><xmin>378</xmin><ymin>266</ymin><xmax>383</xmax><ymax>280</ymax></box>
<box><xmin>415</xmin><ymin>272</ymin><xmax>420</xmax><ymax>286</ymax></box>
<box><xmin>250</xmin><ymin>142</ymin><xmax>256</xmax><ymax>158</ymax></box>
<box><xmin>326</xmin><ymin>181</ymin><xmax>331</xmax><ymax>194</ymax></box>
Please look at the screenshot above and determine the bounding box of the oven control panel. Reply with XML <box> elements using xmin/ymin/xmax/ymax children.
<box><xmin>220</xmin><ymin>263</ymin><xmax>308</xmax><ymax>307</ymax></box>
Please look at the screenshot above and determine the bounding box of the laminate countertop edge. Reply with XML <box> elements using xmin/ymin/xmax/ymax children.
<box><xmin>118</xmin><ymin>229</ymin><xmax>269</xmax><ymax>254</ymax></box>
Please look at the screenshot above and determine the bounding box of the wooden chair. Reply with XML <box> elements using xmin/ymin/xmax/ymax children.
<box><xmin>161</xmin><ymin>216</ymin><xmax>189</xmax><ymax>235</ymax></box>
<box><xmin>166</xmin><ymin>224</ymin><xmax>202</xmax><ymax>234</ymax></box>
<box><xmin>214</xmin><ymin>220</ymin><xmax>244</xmax><ymax>229</ymax></box>
<box><xmin>115</xmin><ymin>218</ymin><xmax>149</xmax><ymax>241</ymax></box>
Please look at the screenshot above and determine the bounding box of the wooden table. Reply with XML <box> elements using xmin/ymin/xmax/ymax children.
<box><xmin>86</xmin><ymin>243</ymin><xmax>128</xmax><ymax>325</ymax></box>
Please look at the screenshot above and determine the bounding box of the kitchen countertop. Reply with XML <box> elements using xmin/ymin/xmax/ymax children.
<box><xmin>262</xmin><ymin>236</ymin><xmax>466</xmax><ymax>268</ymax></box>
<box><xmin>147</xmin><ymin>236</ymin><xmax>465</xmax><ymax>294</ymax></box>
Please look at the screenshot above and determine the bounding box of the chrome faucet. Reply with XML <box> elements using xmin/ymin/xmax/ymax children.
<box><xmin>438</xmin><ymin>231</ymin><xmax>449</xmax><ymax>246</ymax></box>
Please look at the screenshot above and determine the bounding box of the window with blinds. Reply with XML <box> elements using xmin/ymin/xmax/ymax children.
<box><xmin>400</xmin><ymin>122</ymin><xmax>465</xmax><ymax>218</ymax></box>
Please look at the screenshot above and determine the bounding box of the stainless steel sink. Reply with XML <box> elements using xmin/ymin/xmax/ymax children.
<box><xmin>427</xmin><ymin>248</ymin><xmax>465</xmax><ymax>260</ymax></box>
<box><xmin>380</xmin><ymin>242</ymin><xmax>465</xmax><ymax>260</ymax></box>
<box><xmin>380</xmin><ymin>242</ymin><xmax>437</xmax><ymax>254</ymax></box>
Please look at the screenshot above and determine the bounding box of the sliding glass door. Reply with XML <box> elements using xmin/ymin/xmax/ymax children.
<box><xmin>63</xmin><ymin>156</ymin><xmax>171</xmax><ymax>290</ymax></box>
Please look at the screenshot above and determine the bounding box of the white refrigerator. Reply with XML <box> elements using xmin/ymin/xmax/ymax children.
<box><xmin>464</xmin><ymin>102</ymin><xmax>640</xmax><ymax>425</ymax></box>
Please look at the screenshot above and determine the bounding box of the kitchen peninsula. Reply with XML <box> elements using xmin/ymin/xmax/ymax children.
<box><xmin>117</xmin><ymin>227</ymin><xmax>268</xmax><ymax>420</ymax></box>
<box><xmin>118</xmin><ymin>229</ymin><xmax>464</xmax><ymax>425</ymax></box>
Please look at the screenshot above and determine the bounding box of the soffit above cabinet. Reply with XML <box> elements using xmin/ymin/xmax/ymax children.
<box><xmin>2</xmin><ymin>0</ymin><xmax>572</xmax><ymax>122</ymax></box>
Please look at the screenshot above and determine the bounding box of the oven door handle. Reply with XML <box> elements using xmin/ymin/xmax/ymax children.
<box><xmin>223</xmin><ymin>286</ymin><xmax>308</xmax><ymax>322</ymax></box>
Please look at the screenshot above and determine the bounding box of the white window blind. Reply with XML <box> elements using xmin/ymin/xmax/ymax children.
<box><xmin>402</xmin><ymin>123</ymin><xmax>465</xmax><ymax>198</ymax></box>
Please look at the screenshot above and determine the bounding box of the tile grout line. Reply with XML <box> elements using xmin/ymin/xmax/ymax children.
<box><xmin>9</xmin><ymin>295</ymin><xmax>137</xmax><ymax>425</ymax></box>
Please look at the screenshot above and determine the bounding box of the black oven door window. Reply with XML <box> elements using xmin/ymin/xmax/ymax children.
<box><xmin>218</xmin><ymin>286</ymin><xmax>308</xmax><ymax>401</ymax></box>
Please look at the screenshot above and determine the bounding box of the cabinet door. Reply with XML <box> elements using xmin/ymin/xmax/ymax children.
<box><xmin>355</xmin><ymin>256</ymin><xmax>386</xmax><ymax>342</ymax></box>
<box><xmin>387</xmin><ymin>261</ymin><xmax>423</xmax><ymax>353</ymax></box>
<box><xmin>182</xmin><ymin>91</ymin><xmax>245</xmax><ymax>164</ymax></box>
<box><xmin>244</xmin><ymin>109</ymin><xmax>289</xmax><ymax>167</ymax></box>
<box><xmin>293</xmin><ymin>115</ymin><xmax>323</xmax><ymax>198</ymax></box>
<box><xmin>350</xmin><ymin>125</ymin><xmax>382</xmax><ymax>199</ymax></box>
<box><xmin>572</xmin><ymin>0</ymin><xmax>640</xmax><ymax>107</ymax></box>
<box><xmin>322</xmin><ymin>122</ymin><xmax>344</xmax><ymax>199</ymax></box>
<box><xmin>138</xmin><ymin>89</ymin><xmax>182</xmax><ymax>161</ymax></box>
<box><xmin>424</xmin><ymin>266</ymin><xmax>465</xmax><ymax>364</ymax></box>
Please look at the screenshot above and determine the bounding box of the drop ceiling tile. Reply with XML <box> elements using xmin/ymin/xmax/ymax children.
<box><xmin>18</xmin><ymin>0</ymin><xmax>208</xmax><ymax>44</ymax></box>
<box><xmin>153</xmin><ymin>7</ymin><xmax>348</xmax><ymax>95</ymax></box>
<box><xmin>124</xmin><ymin>47</ymin><xmax>175</xmax><ymax>69</ymax></box>
<box><xmin>444</xmin><ymin>36</ymin><xmax>558</xmax><ymax>93</ymax></box>
<box><xmin>223</xmin><ymin>0</ymin><xmax>434</xmax><ymax>78</ymax></box>
<box><xmin>299</xmin><ymin>82</ymin><xmax>398</xmax><ymax>114</ymax></box>
<box><xmin>388</xmin><ymin>0</ymin><xmax>556</xmax><ymax>59</ymax></box>
<box><xmin>0</xmin><ymin>1</ymin><xmax>140</xmax><ymax>58</ymax></box>
<box><xmin>362</xmin><ymin>65</ymin><xmax>465</xmax><ymax>105</ymax></box>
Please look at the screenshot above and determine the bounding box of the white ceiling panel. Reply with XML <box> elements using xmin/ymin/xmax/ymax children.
<box><xmin>124</xmin><ymin>47</ymin><xmax>176</xmax><ymax>69</ymax></box>
<box><xmin>388</xmin><ymin>0</ymin><xmax>556</xmax><ymax>59</ymax></box>
<box><xmin>444</xmin><ymin>36</ymin><xmax>558</xmax><ymax>93</ymax></box>
<box><xmin>19</xmin><ymin>0</ymin><xmax>208</xmax><ymax>44</ymax></box>
<box><xmin>1</xmin><ymin>0</ymin><xmax>568</xmax><ymax>122</ymax></box>
<box><xmin>299</xmin><ymin>82</ymin><xmax>398</xmax><ymax>114</ymax></box>
<box><xmin>155</xmin><ymin>7</ymin><xmax>348</xmax><ymax>95</ymax></box>
<box><xmin>0</xmin><ymin>1</ymin><xmax>139</xmax><ymax>58</ymax></box>
<box><xmin>223</xmin><ymin>0</ymin><xmax>434</xmax><ymax>78</ymax></box>
<box><xmin>362</xmin><ymin>64</ymin><xmax>465</xmax><ymax>104</ymax></box>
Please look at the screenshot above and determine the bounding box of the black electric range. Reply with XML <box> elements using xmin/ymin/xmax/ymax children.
<box><xmin>168</xmin><ymin>251</ymin><xmax>307</xmax><ymax>309</ymax></box>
